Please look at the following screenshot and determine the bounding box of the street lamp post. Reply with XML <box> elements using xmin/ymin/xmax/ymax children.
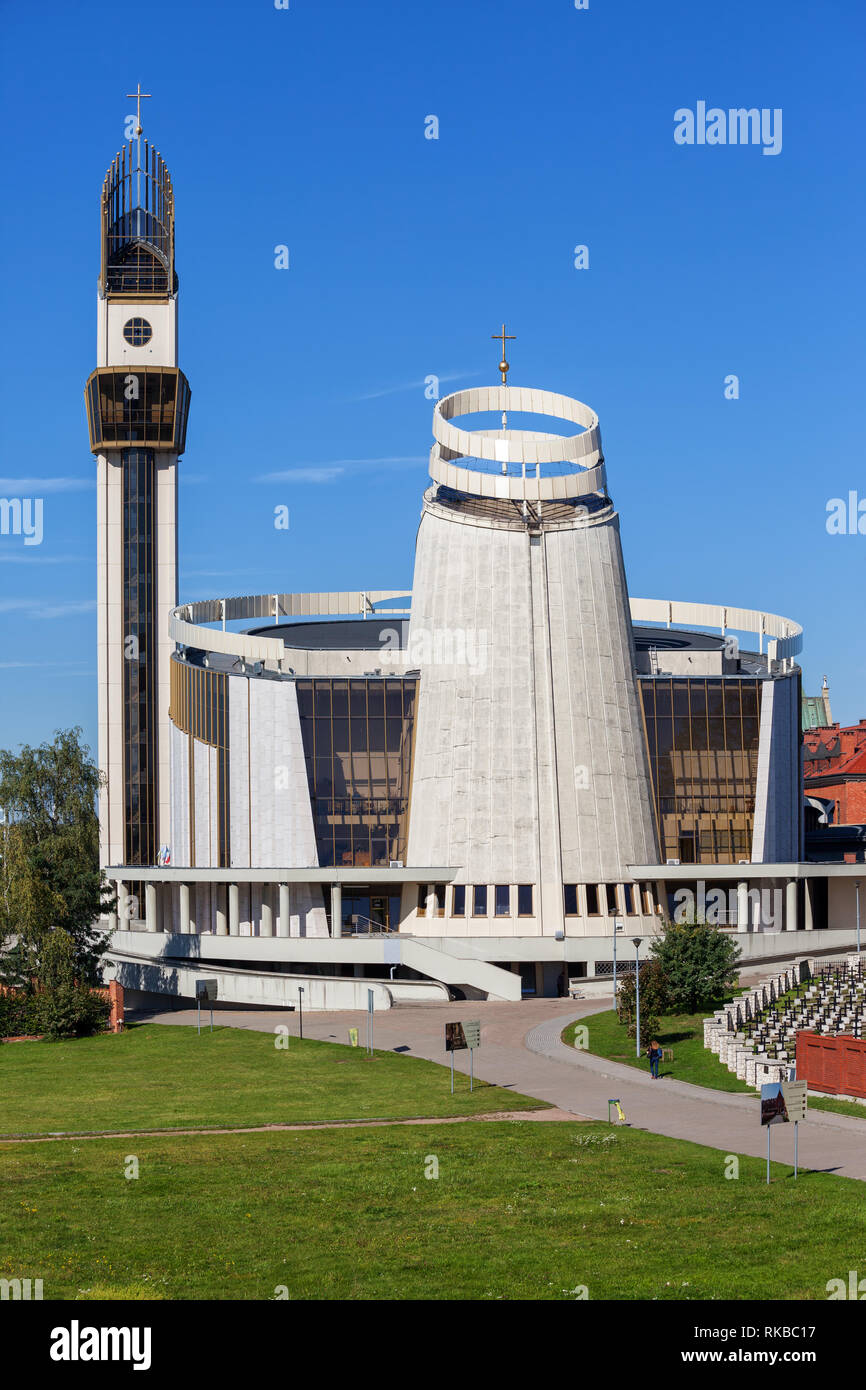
<box><xmin>613</xmin><ymin>918</ymin><xmax>623</xmax><ymax>999</ymax></box>
<box><xmin>633</xmin><ymin>938</ymin><xmax>642</xmax><ymax>1059</ymax></box>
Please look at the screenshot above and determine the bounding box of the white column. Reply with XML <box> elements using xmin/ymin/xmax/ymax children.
<box><xmin>260</xmin><ymin>884</ymin><xmax>274</xmax><ymax>938</ymax></box>
<box><xmin>215</xmin><ymin>885</ymin><xmax>228</xmax><ymax>937</ymax></box>
<box><xmin>228</xmin><ymin>882</ymin><xmax>239</xmax><ymax>936</ymax></box>
<box><xmin>737</xmin><ymin>880</ymin><xmax>749</xmax><ymax>933</ymax></box>
<box><xmin>108</xmin><ymin>876</ymin><xmax>119</xmax><ymax>933</ymax></box>
<box><xmin>331</xmin><ymin>882</ymin><xmax>342</xmax><ymax>938</ymax></box>
<box><xmin>145</xmin><ymin>881</ymin><xmax>157</xmax><ymax>933</ymax></box>
<box><xmin>786</xmin><ymin>879</ymin><xmax>798</xmax><ymax>933</ymax></box>
<box><xmin>179</xmin><ymin>882</ymin><xmax>191</xmax><ymax>935</ymax></box>
<box><xmin>278</xmin><ymin>883</ymin><xmax>290</xmax><ymax>938</ymax></box>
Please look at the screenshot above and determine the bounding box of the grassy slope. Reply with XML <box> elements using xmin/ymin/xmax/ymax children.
<box><xmin>1</xmin><ymin>1123</ymin><xmax>861</xmax><ymax>1301</ymax></box>
<box><xmin>0</xmin><ymin>1024</ymin><xmax>544</xmax><ymax>1136</ymax></box>
<box><xmin>563</xmin><ymin>1008</ymin><xmax>754</xmax><ymax>1093</ymax></box>
<box><xmin>563</xmin><ymin>1009</ymin><xmax>866</xmax><ymax>1121</ymax></box>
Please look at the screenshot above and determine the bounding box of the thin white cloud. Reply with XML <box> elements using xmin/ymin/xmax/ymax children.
<box><xmin>0</xmin><ymin>661</ymin><xmax>95</xmax><ymax>672</ymax></box>
<box><xmin>0</xmin><ymin>478</ymin><xmax>93</xmax><ymax>493</ymax></box>
<box><xmin>0</xmin><ymin>554</ymin><xmax>87</xmax><ymax>565</ymax></box>
<box><xmin>182</xmin><ymin>568</ymin><xmax>266</xmax><ymax>579</ymax></box>
<box><xmin>350</xmin><ymin>370</ymin><xmax>482</xmax><ymax>402</ymax></box>
<box><xmin>255</xmin><ymin>467</ymin><xmax>345</xmax><ymax>484</ymax></box>
<box><xmin>255</xmin><ymin>457</ymin><xmax>425</xmax><ymax>484</ymax></box>
<box><xmin>0</xmin><ymin>598</ymin><xmax>96</xmax><ymax>619</ymax></box>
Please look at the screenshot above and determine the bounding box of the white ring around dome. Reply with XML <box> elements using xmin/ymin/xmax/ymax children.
<box><xmin>433</xmin><ymin>385</ymin><xmax>602</xmax><ymax>468</ymax></box>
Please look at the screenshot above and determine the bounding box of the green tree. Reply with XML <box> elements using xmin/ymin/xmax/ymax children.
<box><xmin>649</xmin><ymin>919</ymin><xmax>741</xmax><ymax>1013</ymax></box>
<box><xmin>616</xmin><ymin>958</ymin><xmax>669</xmax><ymax>1041</ymax></box>
<box><xmin>0</xmin><ymin>728</ymin><xmax>112</xmax><ymax>986</ymax></box>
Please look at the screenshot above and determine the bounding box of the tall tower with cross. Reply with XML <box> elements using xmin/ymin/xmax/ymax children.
<box><xmin>85</xmin><ymin>96</ymin><xmax>190</xmax><ymax>869</ymax></box>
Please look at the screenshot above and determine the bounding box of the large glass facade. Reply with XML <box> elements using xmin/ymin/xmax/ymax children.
<box><xmin>639</xmin><ymin>677</ymin><xmax>763</xmax><ymax>864</ymax></box>
<box><xmin>296</xmin><ymin>678</ymin><xmax>417</xmax><ymax>867</ymax></box>
<box><xmin>123</xmin><ymin>449</ymin><xmax>157</xmax><ymax>864</ymax></box>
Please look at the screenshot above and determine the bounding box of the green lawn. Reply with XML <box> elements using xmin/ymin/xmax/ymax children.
<box><xmin>562</xmin><ymin>1008</ymin><xmax>866</xmax><ymax>1122</ymax></box>
<box><xmin>1</xmin><ymin>1122</ymin><xmax>860</xmax><ymax>1300</ymax></box>
<box><xmin>562</xmin><ymin>1007</ymin><xmax>754</xmax><ymax>1093</ymax></box>
<box><xmin>0</xmin><ymin>1023</ymin><xmax>544</xmax><ymax>1137</ymax></box>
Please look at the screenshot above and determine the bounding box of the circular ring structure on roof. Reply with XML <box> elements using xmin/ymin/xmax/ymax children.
<box><xmin>429</xmin><ymin>385</ymin><xmax>606</xmax><ymax>502</ymax></box>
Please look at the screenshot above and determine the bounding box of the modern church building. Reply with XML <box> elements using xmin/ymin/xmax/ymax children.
<box><xmin>90</xmin><ymin>129</ymin><xmax>864</xmax><ymax>1009</ymax></box>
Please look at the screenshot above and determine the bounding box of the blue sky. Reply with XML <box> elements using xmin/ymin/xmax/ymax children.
<box><xmin>0</xmin><ymin>0</ymin><xmax>864</xmax><ymax>756</ymax></box>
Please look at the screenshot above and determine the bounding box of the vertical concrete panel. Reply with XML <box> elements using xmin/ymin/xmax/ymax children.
<box><xmin>229</xmin><ymin>678</ymin><xmax>251</xmax><ymax>868</ymax></box>
<box><xmin>407</xmin><ymin>494</ymin><xmax>658</xmax><ymax>919</ymax></box>
<box><xmin>170</xmin><ymin>722</ymin><xmax>190</xmax><ymax>867</ymax></box>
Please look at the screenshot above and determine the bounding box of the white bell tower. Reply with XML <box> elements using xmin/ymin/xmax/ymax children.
<box><xmin>85</xmin><ymin>94</ymin><xmax>190</xmax><ymax>869</ymax></box>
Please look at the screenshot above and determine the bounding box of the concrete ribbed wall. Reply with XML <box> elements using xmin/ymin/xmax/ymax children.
<box><xmin>406</xmin><ymin>495</ymin><xmax>659</xmax><ymax>929</ymax></box>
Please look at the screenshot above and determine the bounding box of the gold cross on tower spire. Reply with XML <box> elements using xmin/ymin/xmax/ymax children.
<box><xmin>126</xmin><ymin>83</ymin><xmax>152</xmax><ymax>139</ymax></box>
<box><xmin>491</xmin><ymin>323</ymin><xmax>516</xmax><ymax>384</ymax></box>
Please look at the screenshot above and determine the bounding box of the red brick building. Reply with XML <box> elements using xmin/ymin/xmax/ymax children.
<box><xmin>803</xmin><ymin>719</ymin><xmax>866</xmax><ymax>825</ymax></box>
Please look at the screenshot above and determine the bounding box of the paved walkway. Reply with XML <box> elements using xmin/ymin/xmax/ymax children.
<box><xmin>140</xmin><ymin>998</ymin><xmax>866</xmax><ymax>1181</ymax></box>
<box><xmin>2</xmin><ymin>1107</ymin><xmax>576</xmax><ymax>1145</ymax></box>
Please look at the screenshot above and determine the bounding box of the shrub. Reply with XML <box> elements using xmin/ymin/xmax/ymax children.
<box><xmin>35</xmin><ymin>985</ymin><xmax>110</xmax><ymax>1040</ymax></box>
<box><xmin>0</xmin><ymin>984</ymin><xmax>110</xmax><ymax>1041</ymax></box>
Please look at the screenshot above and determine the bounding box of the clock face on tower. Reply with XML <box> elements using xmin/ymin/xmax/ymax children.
<box><xmin>122</xmin><ymin>317</ymin><xmax>153</xmax><ymax>346</ymax></box>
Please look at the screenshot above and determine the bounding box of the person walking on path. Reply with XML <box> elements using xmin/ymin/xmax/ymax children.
<box><xmin>647</xmin><ymin>1039</ymin><xmax>662</xmax><ymax>1079</ymax></box>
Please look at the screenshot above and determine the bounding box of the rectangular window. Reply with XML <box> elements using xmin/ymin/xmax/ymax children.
<box><xmin>623</xmin><ymin>883</ymin><xmax>635</xmax><ymax>914</ymax></box>
<box><xmin>433</xmin><ymin>883</ymin><xmax>446</xmax><ymax>917</ymax></box>
<box><xmin>473</xmin><ymin>885</ymin><xmax>488</xmax><ymax>916</ymax></box>
<box><xmin>494</xmin><ymin>885</ymin><xmax>510</xmax><ymax>916</ymax></box>
<box><xmin>564</xmin><ymin>884</ymin><xmax>579</xmax><ymax>916</ymax></box>
<box><xmin>452</xmin><ymin>884</ymin><xmax>466</xmax><ymax>916</ymax></box>
<box><xmin>605</xmin><ymin>884</ymin><xmax>619</xmax><ymax>914</ymax></box>
<box><xmin>417</xmin><ymin>884</ymin><xmax>427</xmax><ymax>915</ymax></box>
<box><xmin>586</xmin><ymin>884</ymin><xmax>600</xmax><ymax>915</ymax></box>
<box><xmin>517</xmin><ymin>884</ymin><xmax>533</xmax><ymax>916</ymax></box>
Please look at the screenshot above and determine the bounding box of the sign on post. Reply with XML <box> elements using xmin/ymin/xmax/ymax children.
<box><xmin>194</xmin><ymin>978</ymin><xmax>217</xmax><ymax>1034</ymax></box>
<box><xmin>781</xmin><ymin>1079</ymin><xmax>807</xmax><ymax>1122</ymax></box>
<box><xmin>367</xmin><ymin>988</ymin><xmax>375</xmax><ymax>1055</ymax></box>
<box><xmin>445</xmin><ymin>1021</ymin><xmax>481</xmax><ymax>1091</ymax></box>
<box><xmin>760</xmin><ymin>1081</ymin><xmax>789</xmax><ymax>1185</ymax></box>
<box><xmin>760</xmin><ymin>1082</ymin><xmax>789</xmax><ymax>1126</ymax></box>
<box><xmin>782</xmin><ymin>1078</ymin><xmax>808</xmax><ymax>1180</ymax></box>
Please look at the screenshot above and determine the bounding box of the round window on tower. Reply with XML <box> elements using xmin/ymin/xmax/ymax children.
<box><xmin>122</xmin><ymin>317</ymin><xmax>153</xmax><ymax>347</ymax></box>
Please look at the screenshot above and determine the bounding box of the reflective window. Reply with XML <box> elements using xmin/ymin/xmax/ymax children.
<box><xmin>494</xmin><ymin>885</ymin><xmax>510</xmax><ymax>916</ymax></box>
<box><xmin>564</xmin><ymin>884</ymin><xmax>579</xmax><ymax>916</ymax></box>
<box><xmin>640</xmin><ymin>677</ymin><xmax>763</xmax><ymax>864</ymax></box>
<box><xmin>517</xmin><ymin>884</ymin><xmax>533</xmax><ymax>916</ymax></box>
<box><xmin>452</xmin><ymin>884</ymin><xmax>466</xmax><ymax>916</ymax></box>
<box><xmin>297</xmin><ymin>677</ymin><xmax>418</xmax><ymax>868</ymax></box>
<box><xmin>605</xmin><ymin>884</ymin><xmax>619</xmax><ymax>914</ymax></box>
<box><xmin>586</xmin><ymin>884</ymin><xmax>600</xmax><ymax>915</ymax></box>
<box><xmin>473</xmin><ymin>885</ymin><xmax>488</xmax><ymax>916</ymax></box>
